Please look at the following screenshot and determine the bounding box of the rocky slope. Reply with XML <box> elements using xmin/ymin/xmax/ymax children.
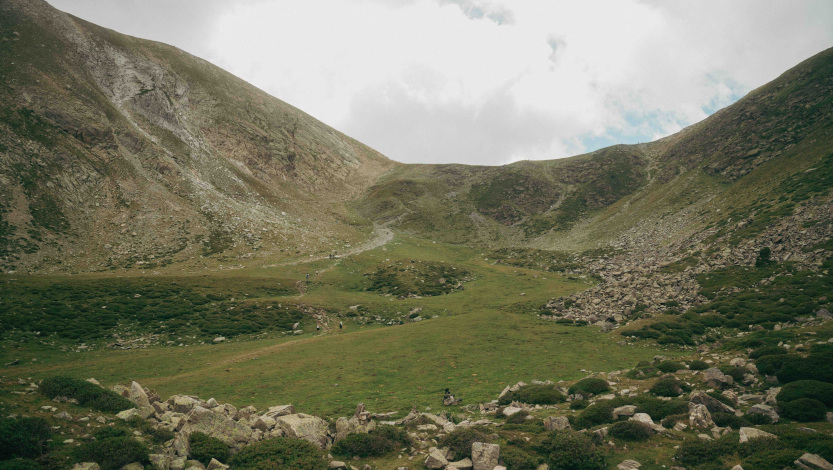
<box><xmin>0</xmin><ymin>0</ymin><xmax>396</xmax><ymax>273</ymax></box>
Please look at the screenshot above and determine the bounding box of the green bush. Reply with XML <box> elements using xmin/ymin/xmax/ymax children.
<box><xmin>126</xmin><ymin>416</ymin><xmax>174</xmax><ymax>444</ymax></box>
<box><xmin>574</xmin><ymin>401</ymin><xmax>617</xmax><ymax>429</ymax></box>
<box><xmin>764</xmin><ymin>425</ymin><xmax>833</xmax><ymax>462</ymax></box>
<box><xmin>73</xmin><ymin>436</ymin><xmax>149</xmax><ymax>470</ymax></box>
<box><xmin>776</xmin><ymin>354</ymin><xmax>833</xmax><ymax>384</ymax></box>
<box><xmin>747</xmin><ymin>413</ymin><xmax>774</xmax><ymax>425</ymax></box>
<box><xmin>777</xmin><ymin>380</ymin><xmax>833</xmax><ymax>407</ymax></box>
<box><xmin>500</xmin><ymin>447</ymin><xmax>540</xmax><ymax>470</ymax></box>
<box><xmin>608</xmin><ymin>421</ymin><xmax>653</xmax><ymax>441</ymax></box>
<box><xmin>230</xmin><ymin>438</ymin><xmax>325</xmax><ymax>470</ymax></box>
<box><xmin>649</xmin><ymin>378</ymin><xmax>686</xmax><ymax>397</ymax></box>
<box><xmin>568</xmin><ymin>378</ymin><xmax>610</xmax><ymax>397</ymax></box>
<box><xmin>0</xmin><ymin>417</ymin><xmax>51</xmax><ymax>460</ymax></box>
<box><xmin>500</xmin><ymin>384</ymin><xmax>566</xmax><ymax>406</ymax></box>
<box><xmin>674</xmin><ymin>434</ymin><xmax>738</xmax><ymax>467</ymax></box>
<box><xmin>660</xmin><ymin>413</ymin><xmax>688</xmax><ymax>428</ymax></box>
<box><xmin>780</xmin><ymin>398</ymin><xmax>827</xmax><ymax>422</ymax></box>
<box><xmin>505</xmin><ymin>410</ymin><xmax>531</xmax><ymax>425</ymax></box>
<box><xmin>569</xmin><ymin>400</ymin><xmax>589</xmax><ymax>410</ymax></box>
<box><xmin>539</xmin><ymin>431</ymin><xmax>606</xmax><ymax>470</ymax></box>
<box><xmin>750</xmin><ymin>346</ymin><xmax>787</xmax><ymax>359</ymax></box>
<box><xmin>438</xmin><ymin>428</ymin><xmax>489</xmax><ymax>460</ymax></box>
<box><xmin>0</xmin><ymin>459</ymin><xmax>43</xmax><ymax>470</ymax></box>
<box><xmin>39</xmin><ymin>376</ymin><xmax>132</xmax><ymax>413</ymax></box>
<box><xmin>629</xmin><ymin>396</ymin><xmax>688</xmax><ymax>420</ymax></box>
<box><xmin>756</xmin><ymin>354</ymin><xmax>791</xmax><ymax>376</ymax></box>
<box><xmin>331</xmin><ymin>426</ymin><xmax>408</xmax><ymax>458</ymax></box>
<box><xmin>711</xmin><ymin>412</ymin><xmax>749</xmax><ymax>428</ymax></box>
<box><xmin>190</xmin><ymin>432</ymin><xmax>230</xmax><ymax>464</ymax></box>
<box><xmin>719</xmin><ymin>366</ymin><xmax>747</xmax><ymax>383</ymax></box>
<box><xmin>656</xmin><ymin>361</ymin><xmax>684</xmax><ymax>373</ymax></box>
<box><xmin>742</xmin><ymin>448</ymin><xmax>803</xmax><ymax>470</ymax></box>
<box><xmin>689</xmin><ymin>360</ymin><xmax>709</xmax><ymax>371</ymax></box>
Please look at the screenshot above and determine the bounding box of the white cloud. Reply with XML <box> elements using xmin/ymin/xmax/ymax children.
<box><xmin>50</xmin><ymin>0</ymin><xmax>833</xmax><ymax>165</ymax></box>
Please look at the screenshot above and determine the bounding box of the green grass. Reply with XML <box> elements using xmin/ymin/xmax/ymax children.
<box><xmin>0</xmin><ymin>235</ymin><xmax>674</xmax><ymax>418</ymax></box>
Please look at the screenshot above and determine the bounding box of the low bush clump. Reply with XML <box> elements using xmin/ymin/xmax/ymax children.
<box><xmin>629</xmin><ymin>396</ymin><xmax>688</xmax><ymax>421</ymax></box>
<box><xmin>719</xmin><ymin>366</ymin><xmax>747</xmax><ymax>383</ymax></box>
<box><xmin>649</xmin><ymin>378</ymin><xmax>686</xmax><ymax>397</ymax></box>
<box><xmin>230</xmin><ymin>438</ymin><xmax>325</xmax><ymax>470</ymax></box>
<box><xmin>656</xmin><ymin>361</ymin><xmax>684</xmax><ymax>373</ymax></box>
<box><xmin>674</xmin><ymin>434</ymin><xmax>738</xmax><ymax>467</ymax></box>
<box><xmin>688</xmin><ymin>360</ymin><xmax>709</xmax><ymax>371</ymax></box>
<box><xmin>438</xmin><ymin>428</ymin><xmax>489</xmax><ymax>460</ymax></box>
<box><xmin>189</xmin><ymin>432</ymin><xmax>230</xmax><ymax>464</ymax></box>
<box><xmin>608</xmin><ymin>421</ymin><xmax>653</xmax><ymax>441</ymax></box>
<box><xmin>0</xmin><ymin>459</ymin><xmax>43</xmax><ymax>470</ymax></box>
<box><xmin>780</xmin><ymin>398</ymin><xmax>827</xmax><ymax>422</ymax></box>
<box><xmin>777</xmin><ymin>380</ymin><xmax>833</xmax><ymax>407</ymax></box>
<box><xmin>755</xmin><ymin>354</ymin><xmax>791</xmax><ymax>376</ymax></box>
<box><xmin>500</xmin><ymin>447</ymin><xmax>540</xmax><ymax>470</ymax></box>
<box><xmin>73</xmin><ymin>436</ymin><xmax>149</xmax><ymax>470</ymax></box>
<box><xmin>539</xmin><ymin>431</ymin><xmax>606</xmax><ymax>470</ymax></box>
<box><xmin>569</xmin><ymin>400</ymin><xmax>589</xmax><ymax>410</ymax></box>
<box><xmin>747</xmin><ymin>413</ymin><xmax>774</xmax><ymax>425</ymax></box>
<box><xmin>39</xmin><ymin>376</ymin><xmax>133</xmax><ymax>413</ymax></box>
<box><xmin>505</xmin><ymin>410</ymin><xmax>531</xmax><ymax>424</ymax></box>
<box><xmin>331</xmin><ymin>425</ymin><xmax>410</xmax><ymax>458</ymax></box>
<box><xmin>711</xmin><ymin>412</ymin><xmax>749</xmax><ymax>428</ymax></box>
<box><xmin>749</xmin><ymin>346</ymin><xmax>787</xmax><ymax>359</ymax></box>
<box><xmin>660</xmin><ymin>413</ymin><xmax>688</xmax><ymax>428</ymax></box>
<box><xmin>568</xmin><ymin>378</ymin><xmax>610</xmax><ymax>397</ymax></box>
<box><xmin>0</xmin><ymin>417</ymin><xmax>51</xmax><ymax>460</ymax></box>
<box><xmin>126</xmin><ymin>416</ymin><xmax>175</xmax><ymax>444</ymax></box>
<box><xmin>573</xmin><ymin>401</ymin><xmax>616</xmax><ymax>429</ymax></box>
<box><xmin>500</xmin><ymin>384</ymin><xmax>566</xmax><ymax>406</ymax></box>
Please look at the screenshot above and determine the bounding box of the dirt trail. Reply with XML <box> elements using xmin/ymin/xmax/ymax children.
<box><xmin>267</xmin><ymin>224</ymin><xmax>393</xmax><ymax>269</ymax></box>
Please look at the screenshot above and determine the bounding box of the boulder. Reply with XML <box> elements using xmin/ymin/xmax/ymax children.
<box><xmin>129</xmin><ymin>382</ymin><xmax>150</xmax><ymax>407</ymax></box>
<box><xmin>739</xmin><ymin>427</ymin><xmax>776</xmax><ymax>443</ymax></box>
<box><xmin>747</xmin><ymin>404</ymin><xmax>779</xmax><ymax>423</ymax></box>
<box><xmin>170</xmin><ymin>396</ymin><xmax>200</xmax><ymax>414</ymax></box>
<box><xmin>471</xmin><ymin>442</ymin><xmax>499</xmax><ymax>470</ymax></box>
<box><xmin>702</xmin><ymin>368</ymin><xmax>733</xmax><ymax>389</ymax></box>
<box><xmin>275</xmin><ymin>413</ymin><xmax>331</xmax><ymax>448</ymax></box>
<box><xmin>765</xmin><ymin>387</ymin><xmax>781</xmax><ymax>406</ymax></box>
<box><xmin>71</xmin><ymin>464</ymin><xmax>100</xmax><ymax>470</ymax></box>
<box><xmin>205</xmin><ymin>459</ymin><xmax>229</xmax><ymax>470</ymax></box>
<box><xmin>612</xmin><ymin>405</ymin><xmax>637</xmax><ymax>419</ymax></box>
<box><xmin>688</xmin><ymin>403</ymin><xmax>714</xmax><ymax>428</ymax></box>
<box><xmin>234</xmin><ymin>406</ymin><xmax>257</xmax><ymax>421</ymax></box>
<box><xmin>502</xmin><ymin>406</ymin><xmax>523</xmax><ymax>417</ymax></box>
<box><xmin>263</xmin><ymin>404</ymin><xmax>295</xmax><ymax>419</ymax></box>
<box><xmin>448</xmin><ymin>457</ymin><xmax>473</xmax><ymax>469</ymax></box>
<box><xmin>328</xmin><ymin>461</ymin><xmax>347</xmax><ymax>469</ymax></box>
<box><xmin>689</xmin><ymin>390</ymin><xmax>735</xmax><ymax>414</ymax></box>
<box><xmin>253</xmin><ymin>415</ymin><xmax>277</xmax><ymax>432</ymax></box>
<box><xmin>116</xmin><ymin>408</ymin><xmax>140</xmax><ymax>421</ymax></box>
<box><xmin>617</xmin><ymin>460</ymin><xmax>641</xmax><ymax>470</ymax></box>
<box><xmin>334</xmin><ymin>414</ymin><xmax>376</xmax><ymax>442</ymax></box>
<box><xmin>795</xmin><ymin>453</ymin><xmax>833</xmax><ymax>470</ymax></box>
<box><xmin>122</xmin><ymin>464</ymin><xmax>144</xmax><ymax>470</ymax></box>
<box><xmin>181</xmin><ymin>406</ymin><xmax>253</xmax><ymax>447</ymax></box>
<box><xmin>424</xmin><ymin>447</ymin><xmax>449</xmax><ymax>469</ymax></box>
<box><xmin>543</xmin><ymin>416</ymin><xmax>570</xmax><ymax>431</ymax></box>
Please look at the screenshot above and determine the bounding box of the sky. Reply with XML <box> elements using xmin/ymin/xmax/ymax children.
<box><xmin>50</xmin><ymin>0</ymin><xmax>833</xmax><ymax>166</ymax></box>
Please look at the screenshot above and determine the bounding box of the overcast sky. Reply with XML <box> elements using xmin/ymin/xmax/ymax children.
<box><xmin>50</xmin><ymin>0</ymin><xmax>833</xmax><ymax>166</ymax></box>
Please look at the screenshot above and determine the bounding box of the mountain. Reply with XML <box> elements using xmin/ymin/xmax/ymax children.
<box><xmin>0</xmin><ymin>0</ymin><xmax>396</xmax><ymax>273</ymax></box>
<box><xmin>1</xmin><ymin>0</ymin><xmax>831</xmax><ymax>276</ymax></box>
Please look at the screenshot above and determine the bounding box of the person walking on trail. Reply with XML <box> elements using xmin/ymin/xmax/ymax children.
<box><xmin>306</xmin><ymin>273</ymin><xmax>309</xmax><ymax>281</ymax></box>
<box><xmin>316</xmin><ymin>324</ymin><xmax>320</xmax><ymax>333</ymax></box>
<box><xmin>339</xmin><ymin>321</ymin><xmax>343</xmax><ymax>330</ymax></box>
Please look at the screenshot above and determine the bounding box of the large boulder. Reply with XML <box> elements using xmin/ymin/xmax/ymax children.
<box><xmin>739</xmin><ymin>427</ymin><xmax>776</xmax><ymax>443</ymax></box>
<box><xmin>472</xmin><ymin>442</ymin><xmax>499</xmax><ymax>470</ymax></box>
<box><xmin>181</xmin><ymin>406</ymin><xmax>253</xmax><ymax>447</ymax></box>
<box><xmin>170</xmin><ymin>396</ymin><xmax>201</xmax><ymax>414</ymax></box>
<box><xmin>689</xmin><ymin>390</ymin><xmax>734</xmax><ymax>414</ymax></box>
<box><xmin>747</xmin><ymin>404</ymin><xmax>779</xmax><ymax>423</ymax></box>
<box><xmin>702</xmin><ymin>368</ymin><xmax>733</xmax><ymax>389</ymax></box>
<box><xmin>275</xmin><ymin>413</ymin><xmax>331</xmax><ymax>449</ymax></box>
<box><xmin>795</xmin><ymin>453</ymin><xmax>833</xmax><ymax>470</ymax></box>
<box><xmin>612</xmin><ymin>405</ymin><xmax>637</xmax><ymax>419</ymax></box>
<box><xmin>688</xmin><ymin>403</ymin><xmax>714</xmax><ymax>428</ymax></box>
<box><xmin>543</xmin><ymin>416</ymin><xmax>571</xmax><ymax>431</ymax></box>
<box><xmin>263</xmin><ymin>404</ymin><xmax>295</xmax><ymax>419</ymax></box>
<box><xmin>129</xmin><ymin>381</ymin><xmax>150</xmax><ymax>407</ymax></box>
<box><xmin>424</xmin><ymin>447</ymin><xmax>449</xmax><ymax>469</ymax></box>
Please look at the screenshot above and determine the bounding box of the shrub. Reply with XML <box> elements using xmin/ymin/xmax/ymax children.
<box><xmin>719</xmin><ymin>366</ymin><xmax>747</xmax><ymax>383</ymax></box>
<box><xmin>629</xmin><ymin>396</ymin><xmax>688</xmax><ymax>420</ymax></box>
<box><xmin>569</xmin><ymin>400</ymin><xmax>589</xmax><ymax>410</ymax></box>
<box><xmin>539</xmin><ymin>431</ymin><xmax>606</xmax><ymax>470</ymax></box>
<box><xmin>660</xmin><ymin>413</ymin><xmax>688</xmax><ymax>428</ymax></box>
<box><xmin>780</xmin><ymin>398</ymin><xmax>827</xmax><ymax>422</ymax></box>
<box><xmin>505</xmin><ymin>410</ymin><xmax>531</xmax><ymax>425</ymax></box>
<box><xmin>711</xmin><ymin>412</ymin><xmax>749</xmax><ymax>428</ymax></box>
<box><xmin>656</xmin><ymin>361</ymin><xmax>684</xmax><ymax>373</ymax></box>
<box><xmin>742</xmin><ymin>448</ymin><xmax>803</xmax><ymax>470</ymax></box>
<box><xmin>689</xmin><ymin>360</ymin><xmax>709</xmax><ymax>371</ymax></box>
<box><xmin>514</xmin><ymin>385</ymin><xmax>566</xmax><ymax>405</ymax></box>
<box><xmin>674</xmin><ymin>434</ymin><xmax>738</xmax><ymax>467</ymax></box>
<box><xmin>756</xmin><ymin>354</ymin><xmax>790</xmax><ymax>376</ymax></box>
<box><xmin>747</xmin><ymin>413</ymin><xmax>774</xmax><ymax>425</ymax></box>
<box><xmin>126</xmin><ymin>416</ymin><xmax>174</xmax><ymax>444</ymax></box>
<box><xmin>650</xmin><ymin>378</ymin><xmax>686</xmax><ymax>397</ymax></box>
<box><xmin>0</xmin><ymin>417</ymin><xmax>51</xmax><ymax>460</ymax></box>
<box><xmin>0</xmin><ymin>459</ymin><xmax>43</xmax><ymax>470</ymax></box>
<box><xmin>190</xmin><ymin>432</ymin><xmax>230</xmax><ymax>464</ymax></box>
<box><xmin>776</xmin><ymin>354</ymin><xmax>833</xmax><ymax>384</ymax></box>
<box><xmin>777</xmin><ymin>380</ymin><xmax>833</xmax><ymax>407</ymax></box>
<box><xmin>608</xmin><ymin>421</ymin><xmax>653</xmax><ymax>441</ymax></box>
<box><xmin>574</xmin><ymin>402</ymin><xmax>616</xmax><ymax>429</ymax></box>
<box><xmin>73</xmin><ymin>436</ymin><xmax>149</xmax><ymax>470</ymax></box>
<box><xmin>230</xmin><ymin>438</ymin><xmax>325</xmax><ymax>470</ymax></box>
<box><xmin>750</xmin><ymin>346</ymin><xmax>787</xmax><ymax>359</ymax></box>
<box><xmin>331</xmin><ymin>425</ymin><xmax>408</xmax><ymax>458</ymax></box>
<box><xmin>500</xmin><ymin>447</ymin><xmax>540</xmax><ymax>470</ymax></box>
<box><xmin>438</xmin><ymin>428</ymin><xmax>488</xmax><ymax>460</ymax></box>
<box><xmin>707</xmin><ymin>391</ymin><xmax>736</xmax><ymax>408</ymax></box>
<box><xmin>39</xmin><ymin>376</ymin><xmax>132</xmax><ymax>413</ymax></box>
<box><xmin>568</xmin><ymin>378</ymin><xmax>610</xmax><ymax>397</ymax></box>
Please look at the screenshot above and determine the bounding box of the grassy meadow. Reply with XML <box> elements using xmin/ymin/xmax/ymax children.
<box><xmin>1</xmin><ymin>235</ymin><xmax>680</xmax><ymax>418</ymax></box>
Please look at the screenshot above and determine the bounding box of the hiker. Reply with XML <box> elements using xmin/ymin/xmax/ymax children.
<box><xmin>306</xmin><ymin>273</ymin><xmax>309</xmax><ymax>281</ymax></box>
<box><xmin>316</xmin><ymin>324</ymin><xmax>320</xmax><ymax>332</ymax></box>
<box><xmin>339</xmin><ymin>320</ymin><xmax>343</xmax><ymax>330</ymax></box>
